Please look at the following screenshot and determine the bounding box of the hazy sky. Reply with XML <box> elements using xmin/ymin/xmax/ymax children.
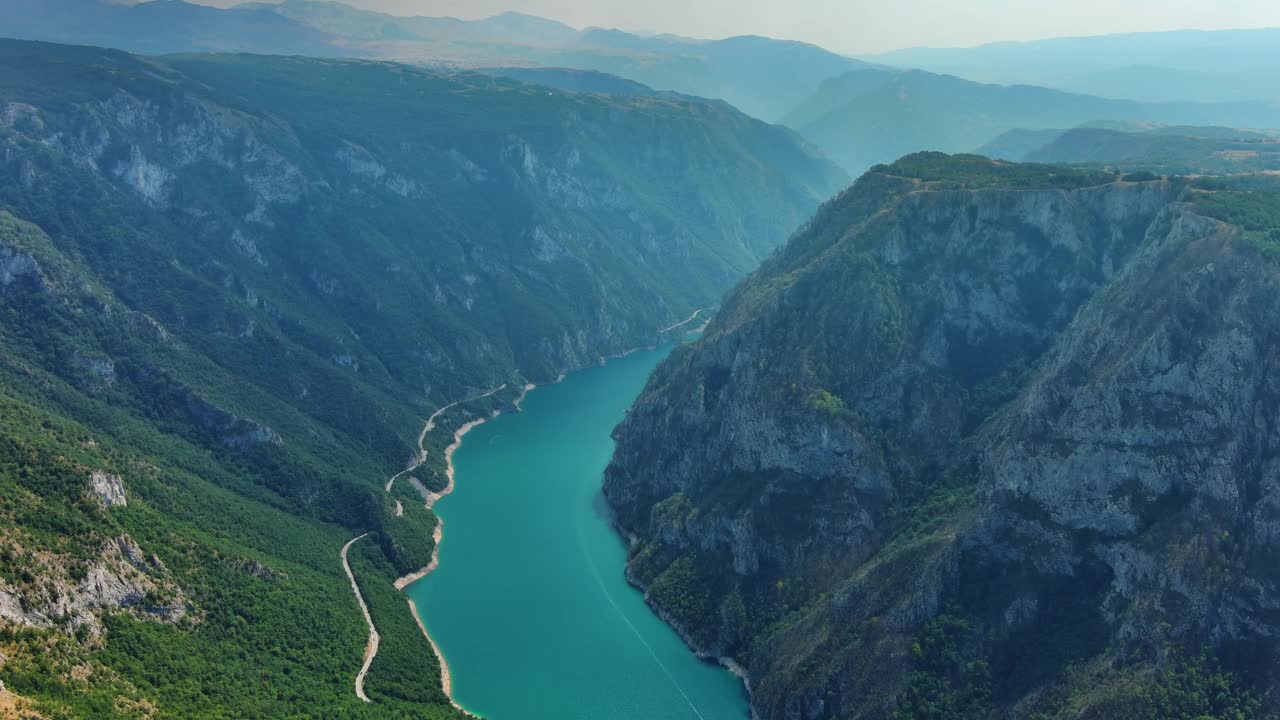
<box><xmin>199</xmin><ymin>0</ymin><xmax>1280</xmax><ymax>55</ymax></box>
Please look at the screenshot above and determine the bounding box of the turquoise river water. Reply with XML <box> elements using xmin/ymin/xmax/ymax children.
<box><xmin>406</xmin><ymin>346</ymin><xmax>749</xmax><ymax>720</ymax></box>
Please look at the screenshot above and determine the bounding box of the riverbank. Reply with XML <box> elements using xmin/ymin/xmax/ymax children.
<box><xmin>385</xmin><ymin>315</ymin><xmax>727</xmax><ymax>717</ymax></box>
<box><xmin>342</xmin><ymin>326</ymin><xmax>720</xmax><ymax>716</ymax></box>
<box><xmin>390</xmin><ymin>385</ymin><xmax>544</xmax><ymax>716</ymax></box>
<box><xmin>631</xmin><ymin>572</ymin><xmax>757</xmax><ymax>717</ymax></box>
<box><xmin>386</xmin><ymin>397</ymin><xmax>514</xmax><ymax>718</ymax></box>
<box><xmin>340</xmin><ymin>384</ymin><xmax>508</xmax><ymax>711</ymax></box>
<box><xmin>387</xmin><ymin>385</ymin><xmax>508</xmax><ymax>494</ymax></box>
<box><xmin>618</xmin><ymin>531</ymin><xmax>757</xmax><ymax>717</ymax></box>
<box><xmin>393</xmin><ymin>412</ymin><xmax>496</xmax><ymax>588</ymax></box>
<box><xmin>408</xmin><ymin>597</ymin><xmax>470</xmax><ymax>714</ymax></box>
<box><xmin>403</xmin><ymin>345</ymin><xmax>748</xmax><ymax>719</ymax></box>
<box><xmin>394</xmin><ymin>358</ymin><xmax>614</xmax><ymax>591</ymax></box>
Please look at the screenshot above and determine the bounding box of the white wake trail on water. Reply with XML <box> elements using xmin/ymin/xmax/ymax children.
<box><xmin>576</xmin><ymin>512</ymin><xmax>709</xmax><ymax>720</ymax></box>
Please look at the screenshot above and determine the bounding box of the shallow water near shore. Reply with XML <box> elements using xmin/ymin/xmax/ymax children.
<box><xmin>406</xmin><ymin>346</ymin><xmax>749</xmax><ymax>720</ymax></box>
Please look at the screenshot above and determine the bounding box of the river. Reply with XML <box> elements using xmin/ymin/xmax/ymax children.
<box><xmin>405</xmin><ymin>346</ymin><xmax>749</xmax><ymax>720</ymax></box>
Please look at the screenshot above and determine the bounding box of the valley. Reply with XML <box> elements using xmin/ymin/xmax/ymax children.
<box><xmin>0</xmin><ymin>36</ymin><xmax>837</xmax><ymax>720</ymax></box>
<box><xmin>3</xmin><ymin>3</ymin><xmax>1280</xmax><ymax>720</ymax></box>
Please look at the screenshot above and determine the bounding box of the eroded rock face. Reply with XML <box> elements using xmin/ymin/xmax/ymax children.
<box><xmin>0</xmin><ymin>244</ymin><xmax>40</xmax><ymax>292</ymax></box>
<box><xmin>184</xmin><ymin>394</ymin><xmax>283</xmax><ymax>451</ymax></box>
<box><xmin>977</xmin><ymin>207</ymin><xmax>1280</xmax><ymax>653</ymax></box>
<box><xmin>608</xmin><ymin>181</ymin><xmax>1181</xmax><ymax>586</ymax></box>
<box><xmin>0</xmin><ymin>102</ymin><xmax>43</xmax><ymax>134</ymax></box>
<box><xmin>230</xmin><ymin>557</ymin><xmax>284</xmax><ymax>580</ymax></box>
<box><xmin>70</xmin><ymin>352</ymin><xmax>116</xmax><ymax>394</ymax></box>
<box><xmin>113</xmin><ymin>144</ymin><xmax>173</xmax><ymax>206</ymax></box>
<box><xmin>0</xmin><ymin>535</ymin><xmax>186</xmax><ymax>636</ymax></box>
<box><xmin>88</xmin><ymin>470</ymin><xmax>127</xmax><ymax>508</ymax></box>
<box><xmin>606</xmin><ymin>169</ymin><xmax>1280</xmax><ymax>718</ymax></box>
<box><xmin>0</xmin><ymin>51</ymin><xmax>845</xmax><ymax>405</ymax></box>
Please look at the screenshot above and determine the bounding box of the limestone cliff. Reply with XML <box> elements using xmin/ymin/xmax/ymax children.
<box><xmin>606</xmin><ymin>154</ymin><xmax>1280</xmax><ymax>719</ymax></box>
<box><xmin>0</xmin><ymin>41</ymin><xmax>844</xmax><ymax>398</ymax></box>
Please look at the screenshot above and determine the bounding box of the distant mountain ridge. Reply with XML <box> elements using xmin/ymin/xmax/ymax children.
<box><xmin>785</xmin><ymin>67</ymin><xmax>1280</xmax><ymax>174</ymax></box>
<box><xmin>238</xmin><ymin>2</ymin><xmax>581</xmax><ymax>46</ymax></box>
<box><xmin>7</xmin><ymin>0</ymin><xmax>1279</xmax><ymax>148</ymax></box>
<box><xmin>865</xmin><ymin>28</ymin><xmax>1280</xmax><ymax>104</ymax></box>
<box><xmin>979</xmin><ymin>123</ymin><xmax>1280</xmax><ymax>174</ymax></box>
<box><xmin>263</xmin><ymin>0</ymin><xmax>875</xmax><ymax>121</ymax></box>
<box><xmin>0</xmin><ymin>0</ymin><xmax>870</xmax><ymax>122</ymax></box>
<box><xmin>0</xmin><ymin>0</ymin><xmax>347</xmax><ymax>56</ymax></box>
<box><xmin>483</xmin><ymin>67</ymin><xmax>672</xmax><ymax>98</ymax></box>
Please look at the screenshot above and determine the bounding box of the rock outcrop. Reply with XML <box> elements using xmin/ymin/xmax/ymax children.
<box><xmin>184</xmin><ymin>394</ymin><xmax>284</xmax><ymax>451</ymax></box>
<box><xmin>88</xmin><ymin>470</ymin><xmax>127</xmax><ymax>508</ymax></box>
<box><xmin>0</xmin><ymin>534</ymin><xmax>186</xmax><ymax>636</ymax></box>
<box><xmin>0</xmin><ymin>243</ymin><xmax>40</xmax><ymax>292</ymax></box>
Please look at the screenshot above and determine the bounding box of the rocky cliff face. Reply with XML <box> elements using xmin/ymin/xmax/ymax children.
<box><xmin>0</xmin><ymin>534</ymin><xmax>187</xmax><ymax>636</ymax></box>
<box><xmin>0</xmin><ymin>37</ymin><xmax>845</xmax><ymax>531</ymax></box>
<box><xmin>605</xmin><ymin>154</ymin><xmax>1280</xmax><ymax>718</ymax></box>
<box><xmin>0</xmin><ymin>40</ymin><xmax>844</xmax><ymax>434</ymax></box>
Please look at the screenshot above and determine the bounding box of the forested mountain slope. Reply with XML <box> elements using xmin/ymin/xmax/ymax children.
<box><xmin>0</xmin><ymin>38</ymin><xmax>843</xmax><ymax>718</ymax></box>
<box><xmin>980</xmin><ymin>124</ymin><xmax>1280</xmax><ymax>175</ymax></box>
<box><xmin>607</xmin><ymin>153</ymin><xmax>1280</xmax><ymax>719</ymax></box>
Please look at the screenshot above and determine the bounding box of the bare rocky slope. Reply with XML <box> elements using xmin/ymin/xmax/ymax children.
<box><xmin>606</xmin><ymin>153</ymin><xmax>1280</xmax><ymax>719</ymax></box>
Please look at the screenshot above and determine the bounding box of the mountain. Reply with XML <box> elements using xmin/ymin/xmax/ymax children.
<box><xmin>606</xmin><ymin>153</ymin><xmax>1280</xmax><ymax>719</ymax></box>
<box><xmin>564</xmin><ymin>33</ymin><xmax>872</xmax><ymax>122</ymax></box>
<box><xmin>865</xmin><ymin>28</ymin><xmax>1280</xmax><ymax>104</ymax></box>
<box><xmin>979</xmin><ymin>124</ymin><xmax>1280</xmax><ymax>174</ymax></box>
<box><xmin>1052</xmin><ymin>65</ymin><xmax>1279</xmax><ymax>105</ymax></box>
<box><xmin>242</xmin><ymin>1</ymin><xmax>580</xmax><ymax>46</ymax></box>
<box><xmin>785</xmin><ymin>68</ymin><xmax>1280</xmax><ymax>174</ymax></box>
<box><xmin>0</xmin><ymin>0</ymin><xmax>868</xmax><ymax>122</ymax></box>
<box><xmin>971</xmin><ymin>126</ymin><xmax>1068</xmax><ymax>163</ymax></box>
<box><xmin>266</xmin><ymin>0</ymin><xmax>871</xmax><ymax>122</ymax></box>
<box><xmin>976</xmin><ymin>121</ymin><xmax>1280</xmax><ymax>159</ymax></box>
<box><xmin>0</xmin><ymin>38</ymin><xmax>844</xmax><ymax>717</ymax></box>
<box><xmin>483</xmin><ymin>66</ymin><xmax>668</xmax><ymax>97</ymax></box>
<box><xmin>0</xmin><ymin>0</ymin><xmax>348</xmax><ymax>56</ymax></box>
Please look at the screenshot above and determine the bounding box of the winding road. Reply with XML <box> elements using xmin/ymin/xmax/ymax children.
<box><xmin>659</xmin><ymin>306</ymin><xmax>718</xmax><ymax>334</ymax></box>
<box><xmin>386</xmin><ymin>384</ymin><xmax>509</xmax><ymax>494</ymax></box>
<box><xmin>340</xmin><ymin>533</ymin><xmax>378</xmax><ymax>703</ymax></box>
<box><xmin>342</xmin><ymin>384</ymin><xmax>508</xmax><ymax>704</ymax></box>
